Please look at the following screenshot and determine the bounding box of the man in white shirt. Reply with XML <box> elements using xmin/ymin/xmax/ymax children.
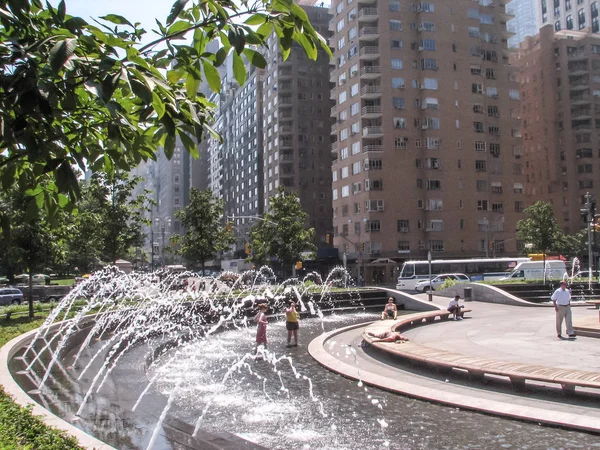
<box><xmin>551</xmin><ymin>281</ymin><xmax>576</xmax><ymax>338</ymax></box>
<box><xmin>447</xmin><ymin>295</ymin><xmax>464</xmax><ymax>320</ymax></box>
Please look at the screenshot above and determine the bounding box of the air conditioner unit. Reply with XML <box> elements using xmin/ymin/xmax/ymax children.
<box><xmin>398</xmin><ymin>84</ymin><xmax>405</xmax><ymax>89</ymax></box>
<box><xmin>351</xmin><ymin>70</ymin><xmax>358</xmax><ymax>76</ymax></box>
<box><xmin>340</xmin><ymin>79</ymin><xmax>346</xmax><ymax>85</ymax></box>
<box><xmin>422</xmin><ymin>124</ymin><xmax>429</xmax><ymax>129</ymax></box>
<box><xmin>400</xmin><ymin>227</ymin><xmax>409</xmax><ymax>232</ymax></box>
<box><xmin>350</xmin><ymin>13</ymin><xmax>356</xmax><ymax>18</ymax></box>
<box><xmin>418</xmin><ymin>46</ymin><xmax>425</xmax><ymax>51</ymax></box>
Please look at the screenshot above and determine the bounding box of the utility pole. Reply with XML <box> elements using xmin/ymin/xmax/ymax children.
<box><xmin>580</xmin><ymin>192</ymin><xmax>596</xmax><ymax>283</ymax></box>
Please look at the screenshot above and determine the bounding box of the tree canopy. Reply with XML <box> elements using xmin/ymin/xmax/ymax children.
<box><xmin>516</xmin><ymin>201</ymin><xmax>564</xmax><ymax>255</ymax></box>
<box><xmin>170</xmin><ymin>188</ymin><xmax>234</xmax><ymax>270</ymax></box>
<box><xmin>249</xmin><ymin>186</ymin><xmax>316</xmax><ymax>276</ymax></box>
<box><xmin>0</xmin><ymin>0</ymin><xmax>330</xmax><ymax>216</ymax></box>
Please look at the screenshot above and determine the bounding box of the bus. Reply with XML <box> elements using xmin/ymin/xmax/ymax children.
<box><xmin>395</xmin><ymin>257</ymin><xmax>530</xmax><ymax>291</ymax></box>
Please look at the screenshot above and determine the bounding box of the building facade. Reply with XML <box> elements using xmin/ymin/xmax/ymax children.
<box><xmin>538</xmin><ymin>0</ymin><xmax>600</xmax><ymax>34</ymax></box>
<box><xmin>513</xmin><ymin>25</ymin><xmax>600</xmax><ymax>233</ymax></box>
<box><xmin>261</xmin><ymin>5</ymin><xmax>335</xmax><ymax>251</ymax></box>
<box><xmin>507</xmin><ymin>0</ymin><xmax>539</xmax><ymax>47</ymax></box>
<box><xmin>329</xmin><ymin>0</ymin><xmax>526</xmax><ymax>281</ymax></box>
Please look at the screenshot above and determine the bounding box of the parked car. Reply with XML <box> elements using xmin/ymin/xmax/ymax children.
<box><xmin>0</xmin><ymin>287</ymin><xmax>24</xmax><ymax>305</ymax></box>
<box><xmin>414</xmin><ymin>273</ymin><xmax>470</xmax><ymax>293</ymax></box>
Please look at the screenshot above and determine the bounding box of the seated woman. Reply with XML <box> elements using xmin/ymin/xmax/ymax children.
<box><xmin>366</xmin><ymin>331</ymin><xmax>409</xmax><ymax>342</ymax></box>
<box><xmin>381</xmin><ymin>297</ymin><xmax>398</xmax><ymax>320</ymax></box>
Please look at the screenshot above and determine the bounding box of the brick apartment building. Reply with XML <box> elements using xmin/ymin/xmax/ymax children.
<box><xmin>328</xmin><ymin>0</ymin><xmax>526</xmax><ymax>282</ymax></box>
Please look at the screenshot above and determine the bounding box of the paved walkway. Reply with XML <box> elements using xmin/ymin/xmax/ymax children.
<box><xmin>308</xmin><ymin>294</ymin><xmax>600</xmax><ymax>433</ymax></box>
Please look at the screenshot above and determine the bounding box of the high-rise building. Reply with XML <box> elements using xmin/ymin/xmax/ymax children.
<box><xmin>329</xmin><ymin>0</ymin><xmax>525</xmax><ymax>283</ymax></box>
<box><xmin>513</xmin><ymin>25</ymin><xmax>600</xmax><ymax>233</ymax></box>
<box><xmin>537</xmin><ymin>0</ymin><xmax>600</xmax><ymax>34</ymax></box>
<box><xmin>261</xmin><ymin>5</ymin><xmax>335</xmax><ymax>251</ymax></box>
<box><xmin>507</xmin><ymin>0</ymin><xmax>539</xmax><ymax>47</ymax></box>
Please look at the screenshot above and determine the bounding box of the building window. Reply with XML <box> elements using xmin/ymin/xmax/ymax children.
<box><xmin>397</xmin><ymin>220</ymin><xmax>410</xmax><ymax>232</ymax></box>
<box><xmin>430</xmin><ymin>240</ymin><xmax>444</xmax><ymax>252</ymax></box>
<box><xmin>397</xmin><ymin>241</ymin><xmax>410</xmax><ymax>252</ymax></box>
<box><xmin>391</xmin><ymin>58</ymin><xmax>403</xmax><ymax>70</ymax></box>
<box><xmin>390</xmin><ymin>19</ymin><xmax>402</xmax><ymax>30</ymax></box>
<box><xmin>567</xmin><ymin>14</ymin><xmax>574</xmax><ymax>29</ymax></box>
<box><xmin>477</xmin><ymin>200</ymin><xmax>488</xmax><ymax>211</ymax></box>
<box><xmin>555</xmin><ymin>20</ymin><xmax>561</xmax><ymax>31</ymax></box>
<box><xmin>389</xmin><ymin>0</ymin><xmax>401</xmax><ymax>12</ymax></box>
<box><xmin>579</xmin><ymin>9</ymin><xmax>586</xmax><ymax>29</ymax></box>
<box><xmin>391</xmin><ymin>40</ymin><xmax>403</xmax><ymax>49</ymax></box>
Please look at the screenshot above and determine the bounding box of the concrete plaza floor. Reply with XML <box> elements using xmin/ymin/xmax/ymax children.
<box><xmin>308</xmin><ymin>294</ymin><xmax>600</xmax><ymax>433</ymax></box>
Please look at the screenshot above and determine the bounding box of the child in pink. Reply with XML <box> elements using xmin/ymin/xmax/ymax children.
<box><xmin>254</xmin><ymin>304</ymin><xmax>268</xmax><ymax>348</ymax></box>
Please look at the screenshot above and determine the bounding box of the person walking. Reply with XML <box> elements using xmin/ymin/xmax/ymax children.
<box><xmin>254</xmin><ymin>303</ymin><xmax>269</xmax><ymax>350</ymax></box>
<box><xmin>551</xmin><ymin>281</ymin><xmax>576</xmax><ymax>338</ymax></box>
<box><xmin>285</xmin><ymin>300</ymin><xmax>300</xmax><ymax>347</ymax></box>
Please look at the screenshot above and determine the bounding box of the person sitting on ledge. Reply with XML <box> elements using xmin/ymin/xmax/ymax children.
<box><xmin>447</xmin><ymin>295</ymin><xmax>465</xmax><ymax>320</ymax></box>
<box><xmin>366</xmin><ymin>331</ymin><xmax>409</xmax><ymax>343</ymax></box>
<box><xmin>381</xmin><ymin>297</ymin><xmax>398</xmax><ymax>320</ymax></box>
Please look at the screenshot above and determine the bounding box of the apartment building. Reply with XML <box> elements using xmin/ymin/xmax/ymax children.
<box><xmin>538</xmin><ymin>0</ymin><xmax>600</xmax><ymax>33</ymax></box>
<box><xmin>513</xmin><ymin>25</ymin><xmax>600</xmax><ymax>233</ymax></box>
<box><xmin>261</xmin><ymin>5</ymin><xmax>335</xmax><ymax>249</ymax></box>
<box><xmin>507</xmin><ymin>0</ymin><xmax>539</xmax><ymax>47</ymax></box>
<box><xmin>329</xmin><ymin>0</ymin><xmax>526</xmax><ymax>281</ymax></box>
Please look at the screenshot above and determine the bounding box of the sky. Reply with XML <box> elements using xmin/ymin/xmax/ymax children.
<box><xmin>61</xmin><ymin>0</ymin><xmax>174</xmax><ymax>42</ymax></box>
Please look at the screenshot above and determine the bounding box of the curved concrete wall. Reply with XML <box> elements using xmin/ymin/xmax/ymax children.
<box><xmin>0</xmin><ymin>319</ymin><xmax>116</xmax><ymax>450</ymax></box>
<box><xmin>432</xmin><ymin>283</ymin><xmax>551</xmax><ymax>307</ymax></box>
<box><xmin>382</xmin><ymin>288</ymin><xmax>443</xmax><ymax>311</ymax></box>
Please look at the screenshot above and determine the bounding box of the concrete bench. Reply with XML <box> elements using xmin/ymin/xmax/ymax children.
<box><xmin>585</xmin><ymin>300</ymin><xmax>600</xmax><ymax>309</ymax></box>
<box><xmin>363</xmin><ymin>309</ymin><xmax>600</xmax><ymax>393</ymax></box>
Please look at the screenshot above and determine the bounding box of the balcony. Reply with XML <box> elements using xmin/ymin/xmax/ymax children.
<box><xmin>330</xmin><ymin>88</ymin><xmax>337</xmax><ymax>99</ymax></box>
<box><xmin>567</xmin><ymin>50</ymin><xmax>587</xmax><ymax>61</ymax></box>
<box><xmin>568</xmin><ymin>64</ymin><xmax>589</xmax><ymax>76</ymax></box>
<box><xmin>361</xmin><ymin>105</ymin><xmax>382</xmax><ymax>118</ymax></box>
<box><xmin>363</xmin><ymin>144</ymin><xmax>383</xmax><ymax>152</ymax></box>
<box><xmin>362</xmin><ymin>126</ymin><xmax>384</xmax><ymax>137</ymax></box>
<box><xmin>360</xmin><ymin>66</ymin><xmax>381</xmax><ymax>79</ymax></box>
<box><xmin>331</xmin><ymin>123</ymin><xmax>338</xmax><ymax>135</ymax></box>
<box><xmin>331</xmin><ymin>105</ymin><xmax>337</xmax><ymax>116</ymax></box>
<box><xmin>279</xmin><ymin>69</ymin><xmax>293</xmax><ymax>79</ymax></box>
<box><xmin>279</xmin><ymin>139</ymin><xmax>293</xmax><ymax>148</ymax></box>
<box><xmin>571</xmin><ymin>94</ymin><xmax>592</xmax><ymax>105</ymax></box>
<box><xmin>571</xmin><ymin>109</ymin><xmax>592</xmax><ymax>120</ymax></box>
<box><xmin>279</xmin><ymin>124</ymin><xmax>294</xmax><ymax>134</ymax></box>
<box><xmin>361</xmin><ymin>84</ymin><xmax>382</xmax><ymax>98</ymax></box>
<box><xmin>358</xmin><ymin>27</ymin><xmax>380</xmax><ymax>40</ymax></box>
<box><xmin>358</xmin><ymin>8</ymin><xmax>378</xmax><ymax>21</ymax></box>
<box><xmin>279</xmin><ymin>95</ymin><xmax>292</xmax><ymax>105</ymax></box>
<box><xmin>569</xmin><ymin>79</ymin><xmax>589</xmax><ymax>91</ymax></box>
<box><xmin>359</xmin><ymin>46</ymin><xmax>380</xmax><ymax>60</ymax></box>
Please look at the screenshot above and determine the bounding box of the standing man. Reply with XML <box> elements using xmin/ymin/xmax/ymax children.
<box><xmin>551</xmin><ymin>281</ymin><xmax>576</xmax><ymax>338</ymax></box>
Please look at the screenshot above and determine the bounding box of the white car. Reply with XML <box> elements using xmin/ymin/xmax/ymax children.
<box><xmin>414</xmin><ymin>273</ymin><xmax>470</xmax><ymax>293</ymax></box>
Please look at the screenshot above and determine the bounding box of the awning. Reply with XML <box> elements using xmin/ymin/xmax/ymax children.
<box><xmin>369</xmin><ymin>258</ymin><xmax>397</xmax><ymax>265</ymax></box>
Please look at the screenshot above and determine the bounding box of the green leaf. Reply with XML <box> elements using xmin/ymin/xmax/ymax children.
<box><xmin>201</xmin><ymin>59</ymin><xmax>221</xmax><ymax>93</ymax></box>
<box><xmin>57</xmin><ymin>0</ymin><xmax>66</xmax><ymax>21</ymax></box>
<box><xmin>178</xmin><ymin>130</ymin><xmax>198</xmax><ymax>158</ymax></box>
<box><xmin>166</xmin><ymin>20</ymin><xmax>190</xmax><ymax>37</ymax></box>
<box><xmin>49</xmin><ymin>38</ymin><xmax>77</xmax><ymax>73</ymax></box>
<box><xmin>164</xmin><ymin>133</ymin><xmax>176</xmax><ymax>159</ymax></box>
<box><xmin>100</xmin><ymin>14</ymin><xmax>133</xmax><ymax>27</ymax></box>
<box><xmin>130</xmin><ymin>79</ymin><xmax>152</xmax><ymax>104</ymax></box>
<box><xmin>152</xmin><ymin>91</ymin><xmax>166</xmax><ymax>119</ymax></box>
<box><xmin>242</xmin><ymin>48</ymin><xmax>267</xmax><ymax>69</ymax></box>
<box><xmin>214</xmin><ymin>47</ymin><xmax>228</xmax><ymax>66</ymax></box>
<box><xmin>244</xmin><ymin>14</ymin><xmax>267</xmax><ymax>26</ymax></box>
<box><xmin>232</xmin><ymin>52</ymin><xmax>246</xmax><ymax>86</ymax></box>
<box><xmin>167</xmin><ymin>0</ymin><xmax>189</xmax><ymax>26</ymax></box>
<box><xmin>186</xmin><ymin>73</ymin><xmax>201</xmax><ymax>98</ymax></box>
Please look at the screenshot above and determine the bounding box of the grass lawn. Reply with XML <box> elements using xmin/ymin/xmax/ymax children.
<box><xmin>0</xmin><ymin>314</ymin><xmax>84</xmax><ymax>449</ymax></box>
<box><xmin>52</xmin><ymin>278</ymin><xmax>76</xmax><ymax>286</ymax></box>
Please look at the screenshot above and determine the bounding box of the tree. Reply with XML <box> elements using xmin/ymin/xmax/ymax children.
<box><xmin>0</xmin><ymin>187</ymin><xmax>66</xmax><ymax>316</ymax></box>
<box><xmin>75</xmin><ymin>171</ymin><xmax>152</xmax><ymax>265</ymax></box>
<box><xmin>249</xmin><ymin>186</ymin><xmax>316</xmax><ymax>277</ymax></box>
<box><xmin>0</xmin><ymin>0</ymin><xmax>330</xmax><ymax>216</ymax></box>
<box><xmin>516</xmin><ymin>201</ymin><xmax>564</xmax><ymax>282</ymax></box>
<box><xmin>170</xmin><ymin>188</ymin><xmax>234</xmax><ymax>271</ymax></box>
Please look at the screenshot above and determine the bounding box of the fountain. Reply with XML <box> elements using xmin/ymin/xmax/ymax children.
<box><xmin>5</xmin><ymin>267</ymin><xmax>600</xmax><ymax>449</ymax></box>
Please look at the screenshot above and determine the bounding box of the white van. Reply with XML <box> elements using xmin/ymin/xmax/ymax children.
<box><xmin>500</xmin><ymin>261</ymin><xmax>567</xmax><ymax>280</ymax></box>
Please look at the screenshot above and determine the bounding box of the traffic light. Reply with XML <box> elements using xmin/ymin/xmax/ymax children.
<box><xmin>361</xmin><ymin>242</ymin><xmax>365</xmax><ymax>252</ymax></box>
<box><xmin>226</xmin><ymin>222</ymin><xmax>233</xmax><ymax>232</ymax></box>
<box><xmin>325</xmin><ymin>233</ymin><xmax>331</xmax><ymax>244</ymax></box>
<box><xmin>245</xmin><ymin>242</ymin><xmax>251</xmax><ymax>255</ymax></box>
<box><xmin>295</xmin><ymin>261</ymin><xmax>303</xmax><ymax>270</ymax></box>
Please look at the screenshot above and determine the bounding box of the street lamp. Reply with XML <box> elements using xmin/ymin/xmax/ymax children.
<box><xmin>427</xmin><ymin>250</ymin><xmax>433</xmax><ymax>302</ymax></box>
<box><xmin>154</xmin><ymin>217</ymin><xmax>171</xmax><ymax>267</ymax></box>
<box><xmin>482</xmin><ymin>217</ymin><xmax>489</xmax><ymax>258</ymax></box>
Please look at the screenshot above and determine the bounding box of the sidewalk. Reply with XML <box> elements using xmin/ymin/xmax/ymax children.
<box><xmin>308</xmin><ymin>295</ymin><xmax>600</xmax><ymax>433</ymax></box>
